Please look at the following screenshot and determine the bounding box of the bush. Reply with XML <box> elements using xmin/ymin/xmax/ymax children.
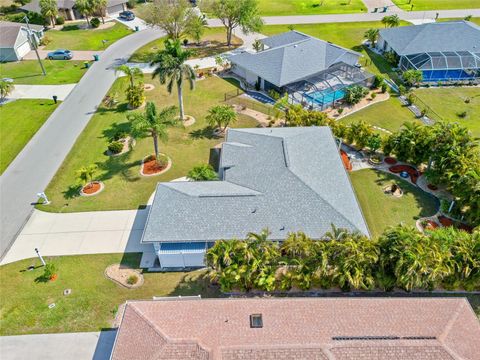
<box><xmin>43</xmin><ymin>263</ymin><xmax>58</xmax><ymax>280</ymax></box>
<box><xmin>6</xmin><ymin>11</ymin><xmax>47</xmax><ymax>25</ymax></box>
<box><xmin>381</xmin><ymin>83</ymin><xmax>388</xmax><ymax>93</ymax></box>
<box><xmin>456</xmin><ymin>111</ymin><xmax>467</xmax><ymax>118</ymax></box>
<box><xmin>344</xmin><ymin>85</ymin><xmax>369</xmax><ymax>105</ymax></box>
<box><xmin>187</xmin><ymin>164</ymin><xmax>218</xmax><ymax>181</ymax></box>
<box><xmin>127</xmin><ymin>274</ymin><xmax>138</xmax><ymax>285</ymax></box>
<box><xmin>112</xmin><ymin>130</ymin><xmax>128</xmax><ymax>141</ymax></box>
<box><xmin>373</xmin><ymin>75</ymin><xmax>384</xmax><ymax>89</ymax></box>
<box><xmin>183</xmin><ymin>38</ymin><xmax>189</xmax><ymax>46</ymax></box>
<box><xmin>337</xmin><ymin>108</ymin><xmax>344</xmax><ymax>115</ymax></box>
<box><xmin>126</xmin><ymin>83</ymin><xmax>145</xmax><ymax>108</ymax></box>
<box><xmin>56</xmin><ymin>16</ymin><xmax>65</xmax><ymax>25</ymax></box>
<box><xmin>90</xmin><ymin>17</ymin><xmax>101</xmax><ymax>28</ymax></box>
<box><xmin>108</xmin><ymin>141</ymin><xmax>124</xmax><ymax>154</ymax></box>
<box><xmin>62</xmin><ymin>24</ymin><xmax>80</xmax><ymax>31</ymax></box>
<box><xmin>371</xmin><ymin>92</ymin><xmax>377</xmax><ymax>99</ymax></box>
<box><xmin>127</xmin><ymin>0</ymin><xmax>136</xmax><ymax>8</ymax></box>
<box><xmin>406</xmin><ymin>93</ymin><xmax>415</xmax><ymax>106</ymax></box>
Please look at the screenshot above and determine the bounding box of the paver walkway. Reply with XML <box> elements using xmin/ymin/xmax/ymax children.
<box><xmin>9</xmin><ymin>84</ymin><xmax>76</xmax><ymax>100</ymax></box>
<box><xmin>23</xmin><ymin>50</ymin><xmax>103</xmax><ymax>61</ymax></box>
<box><xmin>0</xmin><ymin>331</ymin><xmax>116</xmax><ymax>360</ymax></box>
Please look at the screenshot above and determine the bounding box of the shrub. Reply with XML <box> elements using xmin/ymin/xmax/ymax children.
<box><xmin>90</xmin><ymin>17</ymin><xmax>101</xmax><ymax>28</ymax></box>
<box><xmin>56</xmin><ymin>16</ymin><xmax>65</xmax><ymax>25</ymax></box>
<box><xmin>127</xmin><ymin>0</ymin><xmax>136</xmax><ymax>8</ymax></box>
<box><xmin>187</xmin><ymin>164</ymin><xmax>218</xmax><ymax>181</ymax></box>
<box><xmin>337</xmin><ymin>108</ymin><xmax>344</xmax><ymax>115</ymax></box>
<box><xmin>126</xmin><ymin>83</ymin><xmax>145</xmax><ymax>108</ymax></box>
<box><xmin>457</xmin><ymin>111</ymin><xmax>467</xmax><ymax>118</ymax></box>
<box><xmin>381</xmin><ymin>83</ymin><xmax>388</xmax><ymax>93</ymax></box>
<box><xmin>465</xmin><ymin>98</ymin><xmax>471</xmax><ymax>104</ymax></box>
<box><xmin>183</xmin><ymin>38</ymin><xmax>189</xmax><ymax>46</ymax></box>
<box><xmin>6</xmin><ymin>11</ymin><xmax>47</xmax><ymax>25</ymax></box>
<box><xmin>62</xmin><ymin>24</ymin><xmax>80</xmax><ymax>31</ymax></box>
<box><xmin>398</xmin><ymin>85</ymin><xmax>407</xmax><ymax>95</ymax></box>
<box><xmin>406</xmin><ymin>93</ymin><xmax>415</xmax><ymax>106</ymax></box>
<box><xmin>108</xmin><ymin>141</ymin><xmax>124</xmax><ymax>154</ymax></box>
<box><xmin>43</xmin><ymin>263</ymin><xmax>58</xmax><ymax>280</ymax></box>
<box><xmin>344</xmin><ymin>85</ymin><xmax>369</xmax><ymax>105</ymax></box>
<box><xmin>384</xmin><ymin>51</ymin><xmax>397</xmax><ymax>65</ymax></box>
<box><xmin>127</xmin><ymin>274</ymin><xmax>138</xmax><ymax>285</ymax></box>
<box><xmin>373</xmin><ymin>75</ymin><xmax>384</xmax><ymax>89</ymax></box>
<box><xmin>112</xmin><ymin>130</ymin><xmax>128</xmax><ymax>141</ymax></box>
<box><xmin>371</xmin><ymin>92</ymin><xmax>377</xmax><ymax>99</ymax></box>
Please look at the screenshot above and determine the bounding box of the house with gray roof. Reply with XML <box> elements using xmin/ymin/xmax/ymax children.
<box><xmin>141</xmin><ymin>127</ymin><xmax>369</xmax><ymax>269</ymax></box>
<box><xmin>229</xmin><ymin>31</ymin><xmax>374</xmax><ymax>110</ymax></box>
<box><xmin>0</xmin><ymin>21</ymin><xmax>44</xmax><ymax>62</ymax></box>
<box><xmin>21</xmin><ymin>0</ymin><xmax>127</xmax><ymax>21</ymax></box>
<box><xmin>377</xmin><ymin>21</ymin><xmax>480</xmax><ymax>82</ymax></box>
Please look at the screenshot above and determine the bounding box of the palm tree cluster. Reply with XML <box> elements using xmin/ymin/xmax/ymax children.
<box><xmin>206</xmin><ymin>225</ymin><xmax>480</xmax><ymax>293</ymax></box>
<box><xmin>381</xmin><ymin>14</ymin><xmax>401</xmax><ymax>28</ymax></box>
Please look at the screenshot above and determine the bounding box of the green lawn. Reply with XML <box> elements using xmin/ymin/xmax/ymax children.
<box><xmin>0</xmin><ymin>60</ymin><xmax>89</xmax><ymax>85</ymax></box>
<box><xmin>38</xmin><ymin>76</ymin><xmax>259</xmax><ymax>213</ymax></box>
<box><xmin>129</xmin><ymin>27</ymin><xmax>242</xmax><ymax>63</ymax></box>
<box><xmin>44</xmin><ymin>22</ymin><xmax>133</xmax><ymax>51</ymax></box>
<box><xmin>255</xmin><ymin>0</ymin><xmax>367</xmax><ymax>15</ymax></box>
<box><xmin>412</xmin><ymin>87</ymin><xmax>480</xmax><ymax>137</ymax></box>
<box><xmin>438</xmin><ymin>17</ymin><xmax>480</xmax><ymax>25</ymax></box>
<box><xmin>0</xmin><ymin>253</ymin><xmax>218</xmax><ymax>335</ymax></box>
<box><xmin>262</xmin><ymin>21</ymin><xmax>409</xmax><ymax>82</ymax></box>
<box><xmin>0</xmin><ymin>99</ymin><xmax>59</xmax><ymax>174</ymax></box>
<box><xmin>350</xmin><ymin>169</ymin><xmax>439</xmax><ymax>238</ymax></box>
<box><xmin>341</xmin><ymin>96</ymin><xmax>420</xmax><ymax>133</ymax></box>
<box><xmin>392</xmin><ymin>0</ymin><xmax>480</xmax><ymax>11</ymax></box>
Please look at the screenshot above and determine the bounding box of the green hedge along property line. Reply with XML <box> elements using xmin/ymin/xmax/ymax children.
<box><xmin>206</xmin><ymin>225</ymin><xmax>480</xmax><ymax>293</ymax></box>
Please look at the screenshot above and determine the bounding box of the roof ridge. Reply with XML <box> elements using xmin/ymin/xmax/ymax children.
<box><xmin>128</xmin><ymin>303</ymin><xmax>170</xmax><ymax>343</ymax></box>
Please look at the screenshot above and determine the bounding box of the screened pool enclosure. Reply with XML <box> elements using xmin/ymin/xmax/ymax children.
<box><xmin>399</xmin><ymin>51</ymin><xmax>480</xmax><ymax>82</ymax></box>
<box><xmin>284</xmin><ymin>62</ymin><xmax>375</xmax><ymax>110</ymax></box>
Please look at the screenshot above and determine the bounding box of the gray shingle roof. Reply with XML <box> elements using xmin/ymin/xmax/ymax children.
<box><xmin>379</xmin><ymin>21</ymin><xmax>480</xmax><ymax>56</ymax></box>
<box><xmin>0</xmin><ymin>21</ymin><xmax>43</xmax><ymax>47</ymax></box>
<box><xmin>229</xmin><ymin>31</ymin><xmax>362</xmax><ymax>87</ymax></box>
<box><xmin>141</xmin><ymin>127</ymin><xmax>369</xmax><ymax>244</ymax></box>
<box><xmin>21</xmin><ymin>0</ymin><xmax>125</xmax><ymax>12</ymax></box>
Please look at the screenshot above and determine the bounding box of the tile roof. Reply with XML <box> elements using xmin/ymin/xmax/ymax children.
<box><xmin>379</xmin><ymin>21</ymin><xmax>480</xmax><ymax>56</ymax></box>
<box><xmin>229</xmin><ymin>31</ymin><xmax>362</xmax><ymax>87</ymax></box>
<box><xmin>110</xmin><ymin>297</ymin><xmax>480</xmax><ymax>360</ymax></box>
<box><xmin>141</xmin><ymin>127</ymin><xmax>369</xmax><ymax>244</ymax></box>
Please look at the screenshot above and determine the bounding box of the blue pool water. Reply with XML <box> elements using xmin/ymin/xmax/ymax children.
<box><xmin>422</xmin><ymin>69</ymin><xmax>476</xmax><ymax>82</ymax></box>
<box><xmin>304</xmin><ymin>89</ymin><xmax>346</xmax><ymax>106</ymax></box>
<box><xmin>246</xmin><ymin>90</ymin><xmax>276</xmax><ymax>104</ymax></box>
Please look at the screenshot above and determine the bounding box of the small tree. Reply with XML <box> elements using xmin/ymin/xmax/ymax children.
<box><xmin>367</xmin><ymin>133</ymin><xmax>382</xmax><ymax>154</ymax></box>
<box><xmin>0</xmin><ymin>80</ymin><xmax>14</xmax><ymax>102</ymax></box>
<box><xmin>91</xmin><ymin>0</ymin><xmax>107</xmax><ymax>24</ymax></box>
<box><xmin>344</xmin><ymin>85</ymin><xmax>369</xmax><ymax>105</ymax></box>
<box><xmin>75</xmin><ymin>0</ymin><xmax>93</xmax><ymax>26</ymax></box>
<box><xmin>208</xmin><ymin>0</ymin><xmax>264</xmax><ymax>46</ymax></box>
<box><xmin>363</xmin><ymin>28</ymin><xmax>379</xmax><ymax>47</ymax></box>
<box><xmin>39</xmin><ymin>0</ymin><xmax>58</xmax><ymax>27</ymax></box>
<box><xmin>76</xmin><ymin>164</ymin><xmax>97</xmax><ymax>188</ymax></box>
<box><xmin>43</xmin><ymin>263</ymin><xmax>58</xmax><ymax>280</ymax></box>
<box><xmin>187</xmin><ymin>164</ymin><xmax>219</xmax><ymax>181</ymax></box>
<box><xmin>403</xmin><ymin>69</ymin><xmax>423</xmax><ymax>86</ymax></box>
<box><xmin>206</xmin><ymin>104</ymin><xmax>237</xmax><ymax>133</ymax></box>
<box><xmin>186</xmin><ymin>15</ymin><xmax>207</xmax><ymax>45</ymax></box>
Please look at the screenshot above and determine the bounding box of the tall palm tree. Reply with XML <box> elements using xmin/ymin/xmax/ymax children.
<box><xmin>75</xmin><ymin>0</ymin><xmax>93</xmax><ymax>27</ymax></box>
<box><xmin>128</xmin><ymin>102</ymin><xmax>178</xmax><ymax>163</ymax></box>
<box><xmin>150</xmin><ymin>39</ymin><xmax>196</xmax><ymax>121</ymax></box>
<box><xmin>115</xmin><ymin>65</ymin><xmax>143</xmax><ymax>88</ymax></box>
<box><xmin>39</xmin><ymin>0</ymin><xmax>58</xmax><ymax>28</ymax></box>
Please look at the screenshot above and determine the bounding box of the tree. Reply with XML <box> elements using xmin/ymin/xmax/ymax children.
<box><xmin>382</xmin><ymin>14</ymin><xmax>400</xmax><ymax>28</ymax></box>
<box><xmin>205</xmin><ymin>105</ymin><xmax>237</xmax><ymax>133</ymax></box>
<box><xmin>39</xmin><ymin>0</ymin><xmax>57</xmax><ymax>27</ymax></box>
<box><xmin>364</xmin><ymin>28</ymin><xmax>379</xmax><ymax>47</ymax></box>
<box><xmin>76</xmin><ymin>164</ymin><xmax>97</xmax><ymax>187</ymax></box>
<box><xmin>284</xmin><ymin>104</ymin><xmax>330</xmax><ymax>127</ymax></box>
<box><xmin>208</xmin><ymin>0</ymin><xmax>264</xmax><ymax>46</ymax></box>
<box><xmin>367</xmin><ymin>133</ymin><xmax>382</xmax><ymax>154</ymax></box>
<box><xmin>187</xmin><ymin>164</ymin><xmax>218</xmax><ymax>181</ymax></box>
<box><xmin>75</xmin><ymin>0</ymin><xmax>93</xmax><ymax>26</ymax></box>
<box><xmin>91</xmin><ymin>0</ymin><xmax>107</xmax><ymax>24</ymax></box>
<box><xmin>115</xmin><ymin>65</ymin><xmax>145</xmax><ymax>108</ymax></box>
<box><xmin>115</xmin><ymin>65</ymin><xmax>143</xmax><ymax>88</ymax></box>
<box><xmin>402</xmin><ymin>69</ymin><xmax>423</xmax><ymax>86</ymax></box>
<box><xmin>0</xmin><ymin>80</ymin><xmax>14</xmax><ymax>102</ymax></box>
<box><xmin>344</xmin><ymin>85</ymin><xmax>369</xmax><ymax>105</ymax></box>
<box><xmin>186</xmin><ymin>15</ymin><xmax>207</xmax><ymax>45</ymax></box>
<box><xmin>128</xmin><ymin>102</ymin><xmax>178</xmax><ymax>163</ymax></box>
<box><xmin>141</xmin><ymin>0</ymin><xmax>199</xmax><ymax>40</ymax></box>
<box><xmin>151</xmin><ymin>39</ymin><xmax>196</xmax><ymax>120</ymax></box>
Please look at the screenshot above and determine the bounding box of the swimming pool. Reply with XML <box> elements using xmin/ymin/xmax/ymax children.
<box><xmin>422</xmin><ymin>69</ymin><xmax>476</xmax><ymax>82</ymax></box>
<box><xmin>304</xmin><ymin>88</ymin><xmax>346</xmax><ymax>106</ymax></box>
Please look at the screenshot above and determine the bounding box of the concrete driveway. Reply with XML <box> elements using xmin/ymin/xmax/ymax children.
<box><xmin>0</xmin><ymin>331</ymin><xmax>117</xmax><ymax>360</ymax></box>
<box><xmin>9</xmin><ymin>84</ymin><xmax>76</xmax><ymax>100</ymax></box>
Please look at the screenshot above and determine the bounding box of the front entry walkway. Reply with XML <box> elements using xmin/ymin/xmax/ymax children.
<box><xmin>0</xmin><ymin>208</ymin><xmax>152</xmax><ymax>265</ymax></box>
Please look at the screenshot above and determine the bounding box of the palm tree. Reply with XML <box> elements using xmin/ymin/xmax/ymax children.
<box><xmin>128</xmin><ymin>102</ymin><xmax>178</xmax><ymax>163</ymax></box>
<box><xmin>388</xmin><ymin>14</ymin><xmax>401</xmax><ymax>27</ymax></box>
<box><xmin>324</xmin><ymin>224</ymin><xmax>350</xmax><ymax>241</ymax></box>
<box><xmin>187</xmin><ymin>164</ymin><xmax>218</xmax><ymax>181</ymax></box>
<box><xmin>0</xmin><ymin>80</ymin><xmax>14</xmax><ymax>102</ymax></box>
<box><xmin>252</xmin><ymin>39</ymin><xmax>263</xmax><ymax>52</ymax></box>
<box><xmin>115</xmin><ymin>65</ymin><xmax>143</xmax><ymax>88</ymax></box>
<box><xmin>205</xmin><ymin>104</ymin><xmax>237</xmax><ymax>133</ymax></box>
<box><xmin>91</xmin><ymin>0</ymin><xmax>107</xmax><ymax>24</ymax></box>
<box><xmin>151</xmin><ymin>39</ymin><xmax>196</xmax><ymax>121</ymax></box>
<box><xmin>39</xmin><ymin>0</ymin><xmax>58</xmax><ymax>28</ymax></box>
<box><xmin>75</xmin><ymin>0</ymin><xmax>93</xmax><ymax>27</ymax></box>
<box><xmin>364</xmin><ymin>28</ymin><xmax>379</xmax><ymax>47</ymax></box>
<box><xmin>76</xmin><ymin>164</ymin><xmax>97</xmax><ymax>188</ymax></box>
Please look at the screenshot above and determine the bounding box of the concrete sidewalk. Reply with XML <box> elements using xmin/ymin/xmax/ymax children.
<box><xmin>23</xmin><ymin>50</ymin><xmax>103</xmax><ymax>61</ymax></box>
<box><xmin>1</xmin><ymin>208</ymin><xmax>152</xmax><ymax>265</ymax></box>
<box><xmin>0</xmin><ymin>331</ymin><xmax>116</xmax><ymax>360</ymax></box>
<box><xmin>9</xmin><ymin>84</ymin><xmax>76</xmax><ymax>100</ymax></box>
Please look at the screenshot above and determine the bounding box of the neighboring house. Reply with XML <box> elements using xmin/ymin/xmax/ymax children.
<box><xmin>0</xmin><ymin>21</ymin><xmax>44</xmax><ymax>62</ymax></box>
<box><xmin>21</xmin><ymin>0</ymin><xmax>127</xmax><ymax>21</ymax></box>
<box><xmin>110</xmin><ymin>297</ymin><xmax>480</xmax><ymax>360</ymax></box>
<box><xmin>229</xmin><ymin>30</ymin><xmax>374</xmax><ymax>110</ymax></box>
<box><xmin>377</xmin><ymin>21</ymin><xmax>480</xmax><ymax>82</ymax></box>
<box><xmin>141</xmin><ymin>127</ymin><xmax>369</xmax><ymax>269</ymax></box>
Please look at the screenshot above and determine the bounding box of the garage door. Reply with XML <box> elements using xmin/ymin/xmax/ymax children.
<box><xmin>16</xmin><ymin>41</ymin><xmax>31</xmax><ymax>59</ymax></box>
<box><xmin>107</xmin><ymin>4</ymin><xmax>124</xmax><ymax>14</ymax></box>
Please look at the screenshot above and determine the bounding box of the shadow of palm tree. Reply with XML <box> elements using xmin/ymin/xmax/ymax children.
<box><xmin>62</xmin><ymin>184</ymin><xmax>82</xmax><ymax>199</ymax></box>
<box><xmin>96</xmin><ymin>151</ymin><xmax>142</xmax><ymax>183</ymax></box>
<box><xmin>102</xmin><ymin>121</ymin><xmax>132</xmax><ymax>141</ymax></box>
<box><xmin>189</xmin><ymin>126</ymin><xmax>217</xmax><ymax>140</ymax></box>
<box><xmin>169</xmin><ymin>271</ymin><xmax>220</xmax><ymax>297</ymax></box>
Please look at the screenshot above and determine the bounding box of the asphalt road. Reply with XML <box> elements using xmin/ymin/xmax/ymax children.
<box><xmin>0</xmin><ymin>28</ymin><xmax>165</xmax><ymax>259</ymax></box>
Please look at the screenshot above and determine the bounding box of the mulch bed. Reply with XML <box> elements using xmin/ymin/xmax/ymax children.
<box><xmin>438</xmin><ymin>215</ymin><xmax>473</xmax><ymax>233</ymax></box>
<box><xmin>423</xmin><ymin>220</ymin><xmax>440</xmax><ymax>230</ymax></box>
<box><xmin>384</xmin><ymin>157</ymin><xmax>398</xmax><ymax>165</ymax></box>
<box><xmin>143</xmin><ymin>157</ymin><xmax>168</xmax><ymax>175</ymax></box>
<box><xmin>389</xmin><ymin>165</ymin><xmax>420</xmax><ymax>184</ymax></box>
<box><xmin>427</xmin><ymin>184</ymin><xmax>438</xmax><ymax>191</ymax></box>
<box><xmin>82</xmin><ymin>182</ymin><xmax>101</xmax><ymax>195</ymax></box>
<box><xmin>340</xmin><ymin>150</ymin><xmax>352</xmax><ymax>171</ymax></box>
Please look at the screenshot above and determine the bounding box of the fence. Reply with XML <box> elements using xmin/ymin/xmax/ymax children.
<box><xmin>224</xmin><ymin>88</ymin><xmax>244</xmax><ymax>102</ymax></box>
<box><xmin>224</xmin><ymin>90</ymin><xmax>279</xmax><ymax>118</ymax></box>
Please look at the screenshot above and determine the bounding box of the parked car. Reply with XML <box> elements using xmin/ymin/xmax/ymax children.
<box><xmin>47</xmin><ymin>49</ymin><xmax>73</xmax><ymax>60</ymax></box>
<box><xmin>119</xmin><ymin>11</ymin><xmax>135</xmax><ymax>21</ymax></box>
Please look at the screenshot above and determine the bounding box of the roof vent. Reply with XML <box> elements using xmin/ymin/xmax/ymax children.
<box><xmin>280</xmin><ymin>226</ymin><xmax>285</xmax><ymax>231</ymax></box>
<box><xmin>252</xmin><ymin>208</ymin><xmax>257</xmax><ymax>213</ymax></box>
<box><xmin>250</xmin><ymin>314</ymin><xmax>263</xmax><ymax>328</ymax></box>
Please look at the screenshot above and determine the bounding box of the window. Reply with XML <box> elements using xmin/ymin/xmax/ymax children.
<box><xmin>250</xmin><ymin>314</ymin><xmax>263</xmax><ymax>328</ymax></box>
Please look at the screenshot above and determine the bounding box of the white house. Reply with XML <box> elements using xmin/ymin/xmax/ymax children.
<box><xmin>0</xmin><ymin>21</ymin><xmax>44</xmax><ymax>62</ymax></box>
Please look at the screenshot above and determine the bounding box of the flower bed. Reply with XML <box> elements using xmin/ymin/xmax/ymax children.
<box><xmin>140</xmin><ymin>154</ymin><xmax>171</xmax><ymax>176</ymax></box>
<box><xmin>389</xmin><ymin>165</ymin><xmax>420</xmax><ymax>184</ymax></box>
<box><xmin>384</xmin><ymin>157</ymin><xmax>397</xmax><ymax>165</ymax></box>
<box><xmin>80</xmin><ymin>181</ymin><xmax>104</xmax><ymax>196</ymax></box>
<box><xmin>438</xmin><ymin>215</ymin><xmax>473</xmax><ymax>233</ymax></box>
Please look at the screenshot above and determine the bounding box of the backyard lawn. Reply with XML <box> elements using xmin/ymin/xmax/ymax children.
<box><xmin>43</xmin><ymin>21</ymin><xmax>133</xmax><ymax>51</ymax></box>
<box><xmin>0</xmin><ymin>253</ymin><xmax>218</xmax><ymax>335</ymax></box>
<box><xmin>0</xmin><ymin>60</ymin><xmax>89</xmax><ymax>85</ymax></box>
<box><xmin>413</xmin><ymin>87</ymin><xmax>480</xmax><ymax>137</ymax></box>
<box><xmin>129</xmin><ymin>27</ymin><xmax>243</xmax><ymax>63</ymax></box>
<box><xmin>0</xmin><ymin>99</ymin><xmax>59</xmax><ymax>174</ymax></box>
<box><xmin>38</xmin><ymin>76</ymin><xmax>258</xmax><ymax>213</ymax></box>
<box><xmin>392</xmin><ymin>0</ymin><xmax>480</xmax><ymax>11</ymax></box>
<box><xmin>350</xmin><ymin>169</ymin><xmax>438</xmax><ymax>238</ymax></box>
<box><xmin>252</xmin><ymin>0</ymin><xmax>366</xmax><ymax>15</ymax></box>
<box><xmin>340</xmin><ymin>96</ymin><xmax>420</xmax><ymax>133</ymax></box>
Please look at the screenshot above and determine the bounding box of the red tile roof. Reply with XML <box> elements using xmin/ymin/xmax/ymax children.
<box><xmin>110</xmin><ymin>298</ymin><xmax>480</xmax><ymax>360</ymax></box>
